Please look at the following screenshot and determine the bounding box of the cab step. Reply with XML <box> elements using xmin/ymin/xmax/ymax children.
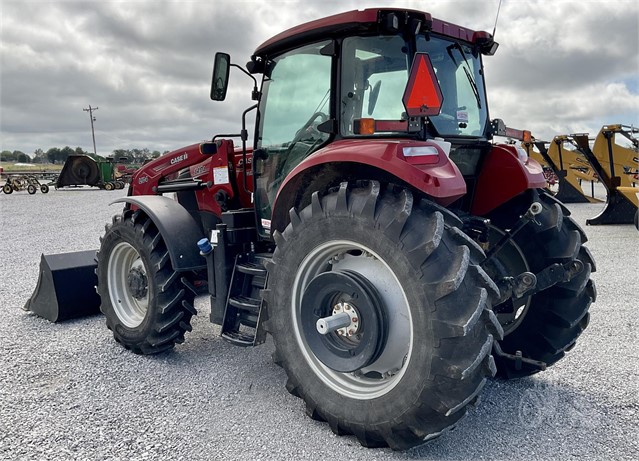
<box><xmin>220</xmin><ymin>253</ymin><xmax>270</xmax><ymax>346</ymax></box>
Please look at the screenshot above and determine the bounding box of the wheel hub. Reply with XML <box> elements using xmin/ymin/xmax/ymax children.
<box><xmin>301</xmin><ymin>270</ymin><xmax>387</xmax><ymax>373</ymax></box>
<box><xmin>330</xmin><ymin>301</ymin><xmax>360</xmax><ymax>337</ymax></box>
<box><xmin>127</xmin><ymin>266</ymin><xmax>148</xmax><ymax>300</ymax></box>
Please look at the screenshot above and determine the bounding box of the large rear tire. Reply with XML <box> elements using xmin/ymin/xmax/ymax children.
<box><xmin>96</xmin><ymin>209</ymin><xmax>197</xmax><ymax>354</ymax></box>
<box><xmin>265</xmin><ymin>181</ymin><xmax>502</xmax><ymax>450</ymax></box>
<box><xmin>486</xmin><ymin>190</ymin><xmax>595</xmax><ymax>378</ymax></box>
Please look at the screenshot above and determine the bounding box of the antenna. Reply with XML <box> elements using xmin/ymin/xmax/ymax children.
<box><xmin>492</xmin><ymin>0</ymin><xmax>503</xmax><ymax>38</ymax></box>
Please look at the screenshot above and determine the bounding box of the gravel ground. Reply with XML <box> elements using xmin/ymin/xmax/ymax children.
<box><xmin>1</xmin><ymin>184</ymin><xmax>637</xmax><ymax>461</ymax></box>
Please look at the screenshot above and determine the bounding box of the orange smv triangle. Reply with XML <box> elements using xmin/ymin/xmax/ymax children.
<box><xmin>402</xmin><ymin>53</ymin><xmax>443</xmax><ymax>117</ymax></box>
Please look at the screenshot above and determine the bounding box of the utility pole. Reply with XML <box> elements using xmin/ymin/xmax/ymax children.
<box><xmin>83</xmin><ymin>105</ymin><xmax>99</xmax><ymax>155</ymax></box>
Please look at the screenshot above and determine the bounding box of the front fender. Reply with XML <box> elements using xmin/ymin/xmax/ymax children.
<box><xmin>471</xmin><ymin>144</ymin><xmax>546</xmax><ymax>216</ymax></box>
<box><xmin>112</xmin><ymin>196</ymin><xmax>206</xmax><ymax>271</ymax></box>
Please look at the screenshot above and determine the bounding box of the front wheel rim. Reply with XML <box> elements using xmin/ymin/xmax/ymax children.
<box><xmin>291</xmin><ymin>240</ymin><xmax>413</xmax><ymax>400</ymax></box>
<box><xmin>107</xmin><ymin>241</ymin><xmax>149</xmax><ymax>328</ymax></box>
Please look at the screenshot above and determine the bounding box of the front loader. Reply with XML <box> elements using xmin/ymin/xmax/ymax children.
<box><xmin>26</xmin><ymin>8</ymin><xmax>596</xmax><ymax>450</ymax></box>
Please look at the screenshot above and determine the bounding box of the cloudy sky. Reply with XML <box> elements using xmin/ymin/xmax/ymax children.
<box><xmin>1</xmin><ymin>0</ymin><xmax>637</xmax><ymax>156</ymax></box>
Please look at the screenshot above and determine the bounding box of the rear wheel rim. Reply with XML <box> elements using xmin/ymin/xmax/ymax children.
<box><xmin>107</xmin><ymin>242</ymin><xmax>149</xmax><ymax>328</ymax></box>
<box><xmin>292</xmin><ymin>240</ymin><xmax>412</xmax><ymax>399</ymax></box>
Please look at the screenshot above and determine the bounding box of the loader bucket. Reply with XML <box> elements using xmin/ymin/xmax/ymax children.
<box><xmin>56</xmin><ymin>155</ymin><xmax>101</xmax><ymax>188</ymax></box>
<box><xmin>24</xmin><ymin>250</ymin><xmax>101</xmax><ymax>322</ymax></box>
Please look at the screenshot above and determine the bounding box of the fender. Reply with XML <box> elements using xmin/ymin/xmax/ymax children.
<box><xmin>271</xmin><ymin>139</ymin><xmax>466</xmax><ymax>231</ymax></box>
<box><xmin>112</xmin><ymin>196</ymin><xmax>206</xmax><ymax>271</ymax></box>
<box><xmin>471</xmin><ymin>144</ymin><xmax>546</xmax><ymax>216</ymax></box>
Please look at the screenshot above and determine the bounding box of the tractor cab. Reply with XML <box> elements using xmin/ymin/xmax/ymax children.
<box><xmin>212</xmin><ymin>9</ymin><xmax>499</xmax><ymax>234</ymax></box>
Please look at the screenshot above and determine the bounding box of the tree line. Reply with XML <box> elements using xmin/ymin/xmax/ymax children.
<box><xmin>0</xmin><ymin>147</ymin><xmax>169</xmax><ymax>165</ymax></box>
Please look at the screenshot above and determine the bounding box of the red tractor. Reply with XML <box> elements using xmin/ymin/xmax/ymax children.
<box><xmin>42</xmin><ymin>8</ymin><xmax>597</xmax><ymax>449</ymax></box>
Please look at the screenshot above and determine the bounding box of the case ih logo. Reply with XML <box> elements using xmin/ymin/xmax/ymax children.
<box><xmin>171</xmin><ymin>153</ymin><xmax>188</xmax><ymax>165</ymax></box>
<box><xmin>138</xmin><ymin>176</ymin><xmax>149</xmax><ymax>184</ymax></box>
<box><xmin>237</xmin><ymin>157</ymin><xmax>253</xmax><ymax>169</ymax></box>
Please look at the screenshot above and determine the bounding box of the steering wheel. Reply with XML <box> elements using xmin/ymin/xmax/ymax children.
<box><xmin>290</xmin><ymin>111</ymin><xmax>328</xmax><ymax>146</ymax></box>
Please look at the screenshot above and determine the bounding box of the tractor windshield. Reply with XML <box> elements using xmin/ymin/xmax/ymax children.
<box><xmin>418</xmin><ymin>36</ymin><xmax>488</xmax><ymax>137</ymax></box>
<box><xmin>340</xmin><ymin>35</ymin><xmax>488</xmax><ymax>138</ymax></box>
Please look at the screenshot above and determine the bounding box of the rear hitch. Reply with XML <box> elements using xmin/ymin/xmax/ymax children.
<box><xmin>494</xmin><ymin>259</ymin><xmax>585</xmax><ymax>305</ymax></box>
<box><xmin>518</xmin><ymin>259</ymin><xmax>584</xmax><ymax>299</ymax></box>
<box><xmin>482</xmin><ymin>201</ymin><xmax>542</xmax><ymax>264</ymax></box>
<box><xmin>495</xmin><ymin>272</ymin><xmax>537</xmax><ymax>304</ymax></box>
<box><xmin>492</xmin><ymin>341</ymin><xmax>547</xmax><ymax>372</ymax></box>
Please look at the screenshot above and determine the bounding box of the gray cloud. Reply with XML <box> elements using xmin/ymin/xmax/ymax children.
<box><xmin>1</xmin><ymin>0</ymin><xmax>637</xmax><ymax>155</ymax></box>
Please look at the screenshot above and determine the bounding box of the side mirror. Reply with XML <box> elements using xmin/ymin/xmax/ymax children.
<box><xmin>211</xmin><ymin>52</ymin><xmax>231</xmax><ymax>101</ymax></box>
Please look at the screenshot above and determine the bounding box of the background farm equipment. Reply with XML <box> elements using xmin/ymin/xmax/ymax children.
<box><xmin>572</xmin><ymin>125</ymin><xmax>638</xmax><ymax>225</ymax></box>
<box><xmin>521</xmin><ymin>125</ymin><xmax>638</xmax><ymax>226</ymax></box>
<box><xmin>114</xmin><ymin>163</ymin><xmax>140</xmax><ymax>184</ymax></box>
<box><xmin>2</xmin><ymin>174</ymin><xmax>51</xmax><ymax>194</ymax></box>
<box><xmin>56</xmin><ymin>155</ymin><xmax>126</xmax><ymax>190</ymax></box>
<box><xmin>523</xmin><ymin>137</ymin><xmax>600</xmax><ymax>203</ymax></box>
<box><xmin>25</xmin><ymin>7</ymin><xmax>596</xmax><ymax>450</ymax></box>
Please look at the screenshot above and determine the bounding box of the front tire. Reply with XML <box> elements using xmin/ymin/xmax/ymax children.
<box><xmin>97</xmin><ymin>209</ymin><xmax>197</xmax><ymax>354</ymax></box>
<box><xmin>265</xmin><ymin>182</ymin><xmax>502</xmax><ymax>450</ymax></box>
<box><xmin>3</xmin><ymin>184</ymin><xmax>12</xmax><ymax>194</ymax></box>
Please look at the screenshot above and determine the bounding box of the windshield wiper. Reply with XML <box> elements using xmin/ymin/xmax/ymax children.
<box><xmin>446</xmin><ymin>42</ymin><xmax>482</xmax><ymax>109</ymax></box>
<box><xmin>462</xmin><ymin>66</ymin><xmax>482</xmax><ymax>109</ymax></box>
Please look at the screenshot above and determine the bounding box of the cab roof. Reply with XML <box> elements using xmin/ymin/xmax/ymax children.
<box><xmin>253</xmin><ymin>8</ymin><xmax>488</xmax><ymax>58</ymax></box>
